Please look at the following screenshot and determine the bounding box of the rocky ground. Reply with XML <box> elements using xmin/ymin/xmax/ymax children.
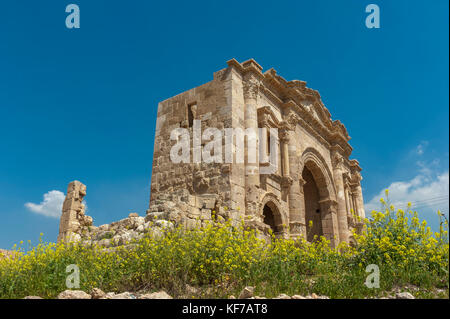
<box><xmin>22</xmin><ymin>285</ymin><xmax>428</xmax><ymax>299</ymax></box>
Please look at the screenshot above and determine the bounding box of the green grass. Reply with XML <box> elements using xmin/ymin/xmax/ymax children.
<box><xmin>0</xmin><ymin>199</ymin><xmax>448</xmax><ymax>299</ymax></box>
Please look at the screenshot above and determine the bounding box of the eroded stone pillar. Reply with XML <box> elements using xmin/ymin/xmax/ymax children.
<box><xmin>57</xmin><ymin>181</ymin><xmax>92</xmax><ymax>243</ymax></box>
<box><xmin>243</xmin><ymin>74</ymin><xmax>260</xmax><ymax>216</ymax></box>
<box><xmin>280</xmin><ymin>127</ymin><xmax>290</xmax><ymax>177</ymax></box>
<box><xmin>332</xmin><ymin>153</ymin><xmax>350</xmax><ymax>243</ymax></box>
<box><xmin>349</xmin><ymin>161</ymin><xmax>365</xmax><ymax>219</ymax></box>
<box><xmin>353</xmin><ymin>183</ymin><xmax>366</xmax><ymax>218</ymax></box>
<box><xmin>286</xmin><ymin>128</ymin><xmax>304</xmax><ymax>239</ymax></box>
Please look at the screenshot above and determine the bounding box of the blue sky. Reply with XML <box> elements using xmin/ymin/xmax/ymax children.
<box><xmin>0</xmin><ymin>0</ymin><xmax>448</xmax><ymax>249</ymax></box>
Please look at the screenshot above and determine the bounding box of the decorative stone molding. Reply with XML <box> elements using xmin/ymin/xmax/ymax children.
<box><xmin>281</xmin><ymin>175</ymin><xmax>293</xmax><ymax>190</ymax></box>
<box><xmin>257</xmin><ymin>106</ymin><xmax>281</xmax><ymax>128</ymax></box>
<box><xmin>279</xmin><ymin>121</ymin><xmax>292</xmax><ymax>143</ymax></box>
<box><xmin>332</xmin><ymin>152</ymin><xmax>344</xmax><ymax>169</ymax></box>
<box><xmin>318</xmin><ymin>198</ymin><xmax>338</xmax><ymax>213</ymax></box>
<box><xmin>243</xmin><ymin>75</ymin><xmax>260</xmax><ymax>100</ymax></box>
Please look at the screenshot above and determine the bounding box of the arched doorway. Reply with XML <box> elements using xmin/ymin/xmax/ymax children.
<box><xmin>263</xmin><ymin>205</ymin><xmax>276</xmax><ymax>231</ymax></box>
<box><xmin>261</xmin><ymin>200</ymin><xmax>283</xmax><ymax>235</ymax></box>
<box><xmin>300</xmin><ymin>148</ymin><xmax>340</xmax><ymax>247</ymax></box>
<box><xmin>302</xmin><ymin>166</ymin><xmax>323</xmax><ymax>241</ymax></box>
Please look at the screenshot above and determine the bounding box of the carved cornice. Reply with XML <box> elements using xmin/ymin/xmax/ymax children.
<box><xmin>226</xmin><ymin>59</ymin><xmax>355</xmax><ymax>159</ymax></box>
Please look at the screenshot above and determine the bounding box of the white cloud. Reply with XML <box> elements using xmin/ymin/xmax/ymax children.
<box><xmin>416</xmin><ymin>141</ymin><xmax>429</xmax><ymax>156</ymax></box>
<box><xmin>365</xmin><ymin>171</ymin><xmax>449</xmax><ymax>216</ymax></box>
<box><xmin>25</xmin><ymin>190</ymin><xmax>65</xmax><ymax>218</ymax></box>
<box><xmin>366</xmin><ymin>143</ymin><xmax>449</xmax><ymax>221</ymax></box>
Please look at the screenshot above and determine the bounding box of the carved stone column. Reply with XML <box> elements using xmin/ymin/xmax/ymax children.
<box><xmin>279</xmin><ymin>125</ymin><xmax>290</xmax><ymax>177</ymax></box>
<box><xmin>295</xmin><ymin>176</ymin><xmax>307</xmax><ymax>239</ymax></box>
<box><xmin>349</xmin><ymin>161</ymin><xmax>365</xmax><ymax>219</ymax></box>
<box><xmin>243</xmin><ymin>74</ymin><xmax>260</xmax><ymax>216</ymax></box>
<box><xmin>332</xmin><ymin>152</ymin><xmax>349</xmax><ymax>243</ymax></box>
<box><xmin>353</xmin><ymin>181</ymin><xmax>366</xmax><ymax>218</ymax></box>
<box><xmin>347</xmin><ymin>188</ymin><xmax>355</xmax><ymax>214</ymax></box>
<box><xmin>284</xmin><ymin>124</ymin><xmax>303</xmax><ymax>239</ymax></box>
<box><xmin>350</xmin><ymin>189</ymin><xmax>358</xmax><ymax>215</ymax></box>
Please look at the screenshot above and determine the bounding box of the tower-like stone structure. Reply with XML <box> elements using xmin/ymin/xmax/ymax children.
<box><xmin>149</xmin><ymin>59</ymin><xmax>365</xmax><ymax>246</ymax></box>
<box><xmin>57</xmin><ymin>181</ymin><xmax>92</xmax><ymax>243</ymax></box>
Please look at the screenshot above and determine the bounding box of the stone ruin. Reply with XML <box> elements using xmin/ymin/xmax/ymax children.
<box><xmin>58</xmin><ymin>58</ymin><xmax>366</xmax><ymax>248</ymax></box>
<box><xmin>57</xmin><ymin>181</ymin><xmax>198</xmax><ymax>248</ymax></box>
<box><xmin>57</xmin><ymin>181</ymin><xmax>92</xmax><ymax>243</ymax></box>
<box><xmin>150</xmin><ymin>58</ymin><xmax>365</xmax><ymax>247</ymax></box>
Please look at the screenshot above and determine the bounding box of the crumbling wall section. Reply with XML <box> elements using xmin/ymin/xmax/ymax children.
<box><xmin>57</xmin><ymin>181</ymin><xmax>93</xmax><ymax>243</ymax></box>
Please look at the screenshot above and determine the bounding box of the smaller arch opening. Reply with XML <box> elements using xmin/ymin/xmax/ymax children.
<box><xmin>262</xmin><ymin>201</ymin><xmax>282</xmax><ymax>235</ymax></box>
<box><xmin>263</xmin><ymin>205</ymin><xmax>275</xmax><ymax>231</ymax></box>
<box><xmin>302</xmin><ymin>166</ymin><xmax>324</xmax><ymax>242</ymax></box>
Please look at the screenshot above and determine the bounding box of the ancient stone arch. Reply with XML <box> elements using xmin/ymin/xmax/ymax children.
<box><xmin>147</xmin><ymin>58</ymin><xmax>365</xmax><ymax>247</ymax></box>
<box><xmin>259</xmin><ymin>193</ymin><xmax>287</xmax><ymax>237</ymax></box>
<box><xmin>300</xmin><ymin>148</ymin><xmax>337</xmax><ymax>200</ymax></box>
<box><xmin>300</xmin><ymin>148</ymin><xmax>340</xmax><ymax>246</ymax></box>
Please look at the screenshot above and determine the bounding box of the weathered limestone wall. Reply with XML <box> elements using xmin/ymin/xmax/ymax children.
<box><xmin>150</xmin><ymin>67</ymin><xmax>246</xmax><ymax>230</ymax></box>
<box><xmin>57</xmin><ymin>181</ymin><xmax>238</xmax><ymax>249</ymax></box>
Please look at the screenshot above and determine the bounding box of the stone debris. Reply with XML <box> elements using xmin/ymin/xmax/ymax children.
<box><xmin>90</xmin><ymin>288</ymin><xmax>106</xmax><ymax>299</ymax></box>
<box><xmin>231</xmin><ymin>291</ymin><xmax>331</xmax><ymax>299</ymax></box>
<box><xmin>395</xmin><ymin>292</ymin><xmax>415</xmax><ymax>299</ymax></box>
<box><xmin>108</xmin><ymin>292</ymin><xmax>137</xmax><ymax>299</ymax></box>
<box><xmin>275</xmin><ymin>293</ymin><xmax>291</xmax><ymax>299</ymax></box>
<box><xmin>54</xmin><ymin>289</ymin><xmax>173</xmax><ymax>299</ymax></box>
<box><xmin>55</xmin><ymin>181</ymin><xmax>179</xmax><ymax>249</ymax></box>
<box><xmin>57</xmin><ymin>290</ymin><xmax>92</xmax><ymax>299</ymax></box>
<box><xmin>185</xmin><ymin>284</ymin><xmax>199</xmax><ymax>296</ymax></box>
<box><xmin>33</xmin><ymin>288</ymin><xmax>424</xmax><ymax>300</ymax></box>
<box><xmin>138</xmin><ymin>291</ymin><xmax>173</xmax><ymax>299</ymax></box>
<box><xmin>238</xmin><ymin>286</ymin><xmax>254</xmax><ymax>299</ymax></box>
